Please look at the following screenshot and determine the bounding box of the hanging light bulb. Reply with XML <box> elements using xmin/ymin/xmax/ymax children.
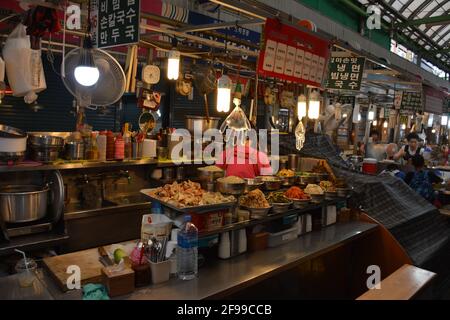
<box><xmin>216</xmin><ymin>74</ymin><xmax>232</xmax><ymax>113</ymax></box>
<box><xmin>353</xmin><ymin>101</ymin><xmax>361</xmax><ymax>123</ymax></box>
<box><xmin>401</xmin><ymin>123</ymin><xmax>406</xmax><ymax>130</ymax></box>
<box><xmin>167</xmin><ymin>48</ymin><xmax>180</xmax><ymax>80</ymax></box>
<box><xmin>343</xmin><ymin>113</ymin><xmax>348</xmax><ymax>118</ymax></box>
<box><xmin>441</xmin><ymin>115</ymin><xmax>448</xmax><ymax>126</ymax></box>
<box><xmin>74</xmin><ymin>35</ymin><xmax>99</xmax><ymax>87</ymax></box>
<box><xmin>373</xmin><ymin>120</ymin><xmax>377</xmax><ymax>126</ymax></box>
<box><xmin>368</xmin><ymin>104</ymin><xmax>376</xmax><ymax>121</ymax></box>
<box><xmin>383</xmin><ymin>120</ymin><xmax>388</xmax><ymax>128</ymax></box>
<box><xmin>427</xmin><ymin>114</ymin><xmax>434</xmax><ymax>127</ymax></box>
<box><xmin>297</xmin><ymin>94</ymin><xmax>307</xmax><ymax>119</ymax></box>
<box><xmin>432</xmin><ymin>128</ymin><xmax>436</xmax><ymax>134</ymax></box>
<box><xmin>308</xmin><ymin>89</ymin><xmax>320</xmax><ymax>119</ymax></box>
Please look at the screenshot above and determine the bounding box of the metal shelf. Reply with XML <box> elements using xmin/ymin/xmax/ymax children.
<box><xmin>198</xmin><ymin>199</ymin><xmax>344</xmax><ymax>238</ymax></box>
<box><xmin>0</xmin><ymin>158</ymin><xmax>218</xmax><ymax>173</ymax></box>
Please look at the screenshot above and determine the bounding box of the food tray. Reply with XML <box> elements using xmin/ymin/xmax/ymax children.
<box><xmin>140</xmin><ymin>188</ymin><xmax>237</xmax><ymax>213</ymax></box>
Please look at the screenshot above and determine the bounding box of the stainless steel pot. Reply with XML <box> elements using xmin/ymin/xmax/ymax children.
<box><xmin>64</xmin><ymin>141</ymin><xmax>84</xmax><ymax>160</ymax></box>
<box><xmin>0</xmin><ymin>125</ymin><xmax>27</xmax><ymax>162</ymax></box>
<box><xmin>185</xmin><ymin>115</ymin><xmax>221</xmax><ymax>134</ymax></box>
<box><xmin>28</xmin><ymin>134</ymin><xmax>65</xmax><ymax>147</ymax></box>
<box><xmin>0</xmin><ymin>185</ymin><xmax>49</xmax><ymax>223</ymax></box>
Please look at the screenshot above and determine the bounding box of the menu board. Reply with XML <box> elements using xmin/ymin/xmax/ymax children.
<box><xmin>326</xmin><ymin>57</ymin><xmax>365</xmax><ymax>91</ymax></box>
<box><xmin>424</xmin><ymin>85</ymin><xmax>444</xmax><ymax>114</ymax></box>
<box><xmin>400</xmin><ymin>91</ymin><xmax>422</xmax><ymax>111</ymax></box>
<box><xmin>93</xmin><ymin>0</ymin><xmax>140</xmax><ymax>48</ymax></box>
<box><xmin>257</xmin><ymin>18</ymin><xmax>330</xmax><ymax>87</ymax></box>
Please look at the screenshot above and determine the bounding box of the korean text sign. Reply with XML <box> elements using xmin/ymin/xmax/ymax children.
<box><xmin>95</xmin><ymin>0</ymin><xmax>140</xmax><ymax>48</ymax></box>
<box><xmin>326</xmin><ymin>56</ymin><xmax>365</xmax><ymax>91</ymax></box>
<box><xmin>257</xmin><ymin>18</ymin><xmax>330</xmax><ymax>87</ymax></box>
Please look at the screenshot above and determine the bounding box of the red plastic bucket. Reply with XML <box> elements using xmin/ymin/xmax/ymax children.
<box><xmin>362</xmin><ymin>158</ymin><xmax>377</xmax><ymax>175</ymax></box>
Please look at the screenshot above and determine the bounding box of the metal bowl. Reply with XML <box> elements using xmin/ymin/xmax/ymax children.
<box><xmin>325</xmin><ymin>191</ymin><xmax>338</xmax><ymax>200</ymax></box>
<box><xmin>270</xmin><ymin>201</ymin><xmax>292</xmax><ymax>214</ymax></box>
<box><xmin>280</xmin><ymin>176</ymin><xmax>296</xmax><ymax>186</ymax></box>
<box><xmin>241</xmin><ymin>205</ymin><xmax>272</xmax><ymax>219</ymax></box>
<box><xmin>259</xmin><ymin>176</ymin><xmax>283</xmax><ymax>191</ymax></box>
<box><xmin>297</xmin><ymin>174</ymin><xmax>319</xmax><ymax>185</ymax></box>
<box><xmin>289</xmin><ymin>197</ymin><xmax>311</xmax><ymax>209</ymax></box>
<box><xmin>217</xmin><ymin>179</ymin><xmax>246</xmax><ymax>195</ymax></box>
<box><xmin>198</xmin><ymin>167</ymin><xmax>224</xmax><ymax>181</ymax></box>
<box><xmin>309</xmin><ymin>193</ymin><xmax>325</xmax><ymax>203</ymax></box>
<box><xmin>28</xmin><ymin>134</ymin><xmax>65</xmax><ymax>147</ymax></box>
<box><xmin>244</xmin><ymin>178</ymin><xmax>264</xmax><ymax>193</ymax></box>
<box><xmin>336</xmin><ymin>188</ymin><xmax>350</xmax><ymax>198</ymax></box>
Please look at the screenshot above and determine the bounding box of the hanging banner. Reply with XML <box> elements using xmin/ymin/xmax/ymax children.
<box><xmin>94</xmin><ymin>0</ymin><xmax>141</xmax><ymax>48</ymax></box>
<box><xmin>326</xmin><ymin>56</ymin><xmax>365</xmax><ymax>91</ymax></box>
<box><xmin>257</xmin><ymin>18</ymin><xmax>330</xmax><ymax>87</ymax></box>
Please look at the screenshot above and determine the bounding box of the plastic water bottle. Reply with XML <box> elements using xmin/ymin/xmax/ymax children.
<box><xmin>177</xmin><ymin>215</ymin><xmax>198</xmax><ymax>280</ymax></box>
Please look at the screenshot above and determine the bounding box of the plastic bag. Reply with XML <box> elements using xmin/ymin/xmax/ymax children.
<box><xmin>141</xmin><ymin>213</ymin><xmax>173</xmax><ymax>242</ymax></box>
<box><xmin>3</xmin><ymin>23</ymin><xmax>46</xmax><ymax>103</ymax></box>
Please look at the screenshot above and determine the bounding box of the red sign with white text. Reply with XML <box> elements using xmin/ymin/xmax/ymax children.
<box><xmin>257</xmin><ymin>18</ymin><xmax>330</xmax><ymax>87</ymax></box>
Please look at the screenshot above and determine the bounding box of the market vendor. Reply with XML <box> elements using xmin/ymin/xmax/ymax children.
<box><xmin>359</xmin><ymin>130</ymin><xmax>381</xmax><ymax>158</ymax></box>
<box><xmin>393</xmin><ymin>132</ymin><xmax>423</xmax><ymax>163</ymax></box>
<box><xmin>215</xmin><ymin>139</ymin><xmax>272</xmax><ymax>178</ymax></box>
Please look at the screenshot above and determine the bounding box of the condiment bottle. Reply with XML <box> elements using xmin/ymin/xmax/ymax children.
<box><xmin>114</xmin><ymin>133</ymin><xmax>125</xmax><ymax>160</ymax></box>
<box><xmin>97</xmin><ymin>131</ymin><xmax>107</xmax><ymax>161</ymax></box>
<box><xmin>86</xmin><ymin>132</ymin><xmax>99</xmax><ymax>160</ymax></box>
<box><xmin>218</xmin><ymin>232</ymin><xmax>231</xmax><ymax>259</ymax></box>
<box><xmin>123</xmin><ymin>123</ymin><xmax>132</xmax><ymax>159</ymax></box>
<box><xmin>106</xmin><ymin>130</ymin><xmax>115</xmax><ymax>160</ymax></box>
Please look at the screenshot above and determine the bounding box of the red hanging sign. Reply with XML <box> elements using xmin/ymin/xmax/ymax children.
<box><xmin>257</xmin><ymin>18</ymin><xmax>331</xmax><ymax>87</ymax></box>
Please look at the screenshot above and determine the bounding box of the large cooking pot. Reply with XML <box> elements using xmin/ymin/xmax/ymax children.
<box><xmin>0</xmin><ymin>185</ymin><xmax>49</xmax><ymax>223</ymax></box>
<box><xmin>185</xmin><ymin>115</ymin><xmax>221</xmax><ymax>135</ymax></box>
<box><xmin>0</xmin><ymin>125</ymin><xmax>27</xmax><ymax>163</ymax></box>
<box><xmin>28</xmin><ymin>133</ymin><xmax>65</xmax><ymax>162</ymax></box>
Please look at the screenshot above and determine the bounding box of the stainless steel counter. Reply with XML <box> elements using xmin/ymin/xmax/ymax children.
<box><xmin>37</xmin><ymin>221</ymin><xmax>377</xmax><ymax>300</ymax></box>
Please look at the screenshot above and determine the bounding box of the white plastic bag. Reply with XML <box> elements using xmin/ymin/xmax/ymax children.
<box><xmin>3</xmin><ymin>23</ymin><xmax>46</xmax><ymax>103</ymax></box>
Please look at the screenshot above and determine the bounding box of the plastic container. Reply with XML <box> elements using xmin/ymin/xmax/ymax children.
<box><xmin>362</xmin><ymin>158</ymin><xmax>377</xmax><ymax>175</ymax></box>
<box><xmin>247</xmin><ymin>232</ymin><xmax>269</xmax><ymax>252</ymax></box>
<box><xmin>106</xmin><ymin>131</ymin><xmax>115</xmax><ymax>160</ymax></box>
<box><xmin>114</xmin><ymin>134</ymin><xmax>125</xmax><ymax>160</ymax></box>
<box><xmin>150</xmin><ymin>260</ymin><xmax>171</xmax><ymax>284</ymax></box>
<box><xmin>177</xmin><ymin>215</ymin><xmax>198</xmax><ymax>280</ymax></box>
<box><xmin>218</xmin><ymin>232</ymin><xmax>231</xmax><ymax>259</ymax></box>
<box><xmin>267</xmin><ymin>226</ymin><xmax>298</xmax><ymax>248</ymax></box>
<box><xmin>97</xmin><ymin>131</ymin><xmax>107</xmax><ymax>161</ymax></box>
<box><xmin>15</xmin><ymin>258</ymin><xmax>37</xmax><ymax>287</ymax></box>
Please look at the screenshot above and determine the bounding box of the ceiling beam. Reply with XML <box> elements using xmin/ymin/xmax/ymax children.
<box><xmin>395</xmin><ymin>14</ymin><xmax>450</xmax><ymax>28</ymax></box>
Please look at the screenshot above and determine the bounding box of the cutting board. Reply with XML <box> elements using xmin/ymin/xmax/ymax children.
<box><xmin>43</xmin><ymin>247</ymin><xmax>104</xmax><ymax>292</ymax></box>
<box><xmin>43</xmin><ymin>241</ymin><xmax>136</xmax><ymax>292</ymax></box>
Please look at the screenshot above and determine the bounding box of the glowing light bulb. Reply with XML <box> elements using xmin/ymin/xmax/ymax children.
<box><xmin>74</xmin><ymin>66</ymin><xmax>99</xmax><ymax>86</ymax></box>
<box><xmin>297</xmin><ymin>94</ymin><xmax>307</xmax><ymax>119</ymax></box>
<box><xmin>432</xmin><ymin>128</ymin><xmax>436</xmax><ymax>133</ymax></box>
<box><xmin>167</xmin><ymin>49</ymin><xmax>180</xmax><ymax>80</ymax></box>
<box><xmin>401</xmin><ymin>123</ymin><xmax>406</xmax><ymax>130</ymax></box>
<box><xmin>216</xmin><ymin>74</ymin><xmax>231</xmax><ymax>113</ymax></box>
<box><xmin>343</xmin><ymin>113</ymin><xmax>348</xmax><ymax>118</ymax></box>
<box><xmin>308</xmin><ymin>90</ymin><xmax>320</xmax><ymax>119</ymax></box>
<box><xmin>373</xmin><ymin>120</ymin><xmax>377</xmax><ymax>126</ymax></box>
<box><xmin>383</xmin><ymin>121</ymin><xmax>388</xmax><ymax>128</ymax></box>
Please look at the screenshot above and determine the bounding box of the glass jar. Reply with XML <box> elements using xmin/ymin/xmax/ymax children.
<box><xmin>15</xmin><ymin>258</ymin><xmax>37</xmax><ymax>287</ymax></box>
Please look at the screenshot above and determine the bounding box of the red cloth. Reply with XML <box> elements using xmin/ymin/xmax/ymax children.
<box><xmin>216</xmin><ymin>145</ymin><xmax>272</xmax><ymax>178</ymax></box>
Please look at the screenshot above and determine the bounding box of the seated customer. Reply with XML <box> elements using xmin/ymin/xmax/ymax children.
<box><xmin>404</xmin><ymin>155</ymin><xmax>443</xmax><ymax>203</ymax></box>
<box><xmin>379</xmin><ymin>163</ymin><xmax>405</xmax><ymax>180</ymax></box>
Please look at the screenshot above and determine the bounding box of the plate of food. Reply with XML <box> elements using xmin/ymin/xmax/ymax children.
<box><xmin>277</xmin><ymin>169</ymin><xmax>296</xmax><ymax>186</ymax></box>
<box><xmin>141</xmin><ymin>180</ymin><xmax>236</xmax><ymax>213</ymax></box>
<box><xmin>284</xmin><ymin>186</ymin><xmax>311</xmax><ymax>208</ymax></box>
<box><xmin>304</xmin><ymin>183</ymin><xmax>325</xmax><ymax>203</ymax></box>
<box><xmin>266</xmin><ymin>191</ymin><xmax>292</xmax><ymax>213</ymax></box>
<box><xmin>239</xmin><ymin>189</ymin><xmax>272</xmax><ymax>219</ymax></box>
